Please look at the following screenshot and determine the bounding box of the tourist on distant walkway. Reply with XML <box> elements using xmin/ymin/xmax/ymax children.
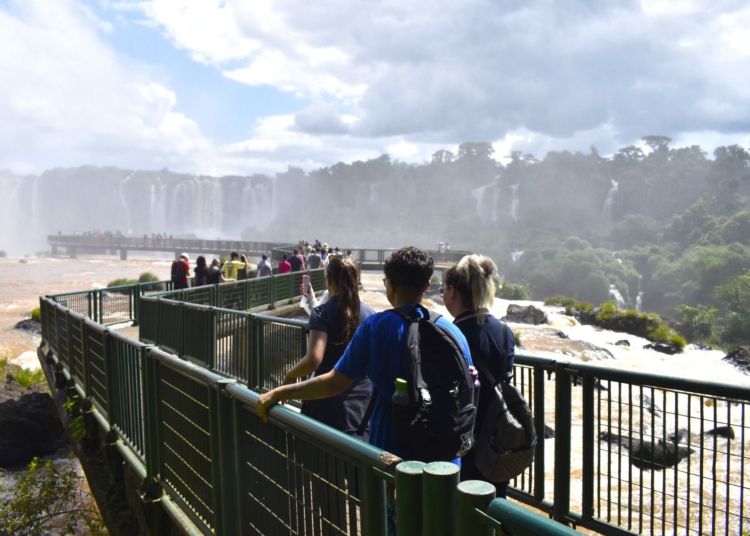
<box><xmin>321</xmin><ymin>243</ymin><xmax>330</xmax><ymax>260</ymax></box>
<box><xmin>171</xmin><ymin>253</ymin><xmax>191</xmax><ymax>290</ymax></box>
<box><xmin>223</xmin><ymin>251</ymin><xmax>248</xmax><ymax>280</ymax></box>
<box><xmin>288</xmin><ymin>249</ymin><xmax>304</xmax><ymax>272</ymax></box>
<box><xmin>208</xmin><ymin>259</ymin><xmax>227</xmax><ymax>284</ymax></box>
<box><xmin>276</xmin><ymin>255</ymin><xmax>375</xmax><ymax>439</ymax></box>
<box><xmin>193</xmin><ymin>256</ymin><xmax>209</xmax><ymax>286</ymax></box>
<box><xmin>443</xmin><ymin>254</ymin><xmax>515</xmax><ymax>498</ymax></box>
<box><xmin>257</xmin><ymin>254</ymin><xmax>274</xmax><ymax>277</ymax></box>
<box><xmin>278</xmin><ymin>254</ymin><xmax>292</xmax><ymax>274</ymax></box>
<box><xmin>306</xmin><ymin>248</ymin><xmax>323</xmax><ymax>270</ymax></box>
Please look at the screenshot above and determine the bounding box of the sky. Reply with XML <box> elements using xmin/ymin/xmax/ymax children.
<box><xmin>1</xmin><ymin>0</ymin><xmax>749</xmax><ymax>176</ymax></box>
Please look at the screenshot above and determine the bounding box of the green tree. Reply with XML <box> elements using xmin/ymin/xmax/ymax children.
<box><xmin>715</xmin><ymin>272</ymin><xmax>750</xmax><ymax>347</ymax></box>
<box><xmin>0</xmin><ymin>457</ymin><xmax>106</xmax><ymax>535</ymax></box>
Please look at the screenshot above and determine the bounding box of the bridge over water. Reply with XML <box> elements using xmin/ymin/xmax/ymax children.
<box><xmin>47</xmin><ymin>235</ymin><xmax>466</xmax><ymax>270</ymax></box>
<box><xmin>36</xmin><ymin>256</ymin><xmax>750</xmax><ymax>535</ymax></box>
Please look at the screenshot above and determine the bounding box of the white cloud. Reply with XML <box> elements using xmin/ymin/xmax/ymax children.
<box><xmin>0</xmin><ymin>0</ymin><xmax>213</xmax><ymax>173</ymax></box>
<box><xmin>387</xmin><ymin>140</ymin><xmax>419</xmax><ymax>159</ymax></box>
<box><xmin>132</xmin><ymin>0</ymin><xmax>750</xmax><ymax>153</ymax></box>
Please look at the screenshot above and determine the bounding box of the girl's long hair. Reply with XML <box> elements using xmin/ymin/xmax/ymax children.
<box><xmin>326</xmin><ymin>256</ymin><xmax>361</xmax><ymax>344</ymax></box>
<box><xmin>444</xmin><ymin>254</ymin><xmax>497</xmax><ymax>324</ymax></box>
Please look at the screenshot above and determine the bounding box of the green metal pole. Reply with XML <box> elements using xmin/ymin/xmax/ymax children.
<box><xmin>553</xmin><ymin>362</ymin><xmax>572</xmax><ymax>524</ymax></box>
<box><xmin>487</xmin><ymin>498</ymin><xmax>584</xmax><ymax>535</ymax></box>
<box><xmin>396</xmin><ymin>461</ymin><xmax>425</xmax><ymax>535</ymax></box>
<box><xmin>422</xmin><ymin>461</ymin><xmax>460</xmax><ymax>536</ymax></box>
<box><xmin>581</xmin><ymin>374</ymin><xmax>595</xmax><ymax>523</ymax></box>
<box><xmin>456</xmin><ymin>480</ymin><xmax>496</xmax><ymax>536</ymax></box>
<box><xmin>363</xmin><ymin>464</ymin><xmax>388</xmax><ymax>536</ymax></box>
<box><xmin>534</xmin><ymin>363</ymin><xmax>546</xmax><ymax>503</ymax></box>
<box><xmin>215</xmin><ymin>378</ymin><xmax>238</xmax><ymax>535</ymax></box>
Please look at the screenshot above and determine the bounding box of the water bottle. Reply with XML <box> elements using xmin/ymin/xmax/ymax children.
<box><xmin>392</xmin><ymin>378</ymin><xmax>409</xmax><ymax>406</ymax></box>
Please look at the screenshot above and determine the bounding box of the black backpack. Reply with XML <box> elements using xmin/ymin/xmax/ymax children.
<box><xmin>360</xmin><ymin>304</ymin><xmax>477</xmax><ymax>462</ymax></box>
<box><xmin>473</xmin><ymin>326</ymin><xmax>536</xmax><ymax>482</ymax></box>
<box><xmin>171</xmin><ymin>260</ymin><xmax>186</xmax><ymax>283</ymax></box>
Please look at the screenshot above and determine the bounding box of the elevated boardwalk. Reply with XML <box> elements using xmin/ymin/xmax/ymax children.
<box><xmin>47</xmin><ymin>235</ymin><xmax>466</xmax><ymax>269</ymax></box>
<box><xmin>37</xmin><ymin>256</ymin><xmax>750</xmax><ymax>535</ymax></box>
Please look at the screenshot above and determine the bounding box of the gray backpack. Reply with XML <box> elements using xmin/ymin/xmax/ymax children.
<box><xmin>473</xmin><ymin>332</ymin><xmax>536</xmax><ymax>482</ymax></box>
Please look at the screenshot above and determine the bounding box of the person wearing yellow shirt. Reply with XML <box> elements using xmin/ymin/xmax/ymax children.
<box><xmin>223</xmin><ymin>251</ymin><xmax>248</xmax><ymax>280</ymax></box>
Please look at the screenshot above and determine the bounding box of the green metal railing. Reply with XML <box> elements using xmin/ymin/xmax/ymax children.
<box><xmin>39</xmin><ymin>263</ymin><xmax>750</xmax><ymax>535</ymax></box>
<box><xmin>42</xmin><ymin>297</ymin><xmax>579</xmax><ymax>535</ymax></box>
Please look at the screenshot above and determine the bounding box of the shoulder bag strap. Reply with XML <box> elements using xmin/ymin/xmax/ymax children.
<box><xmin>473</xmin><ymin>324</ymin><xmax>513</xmax><ymax>386</ymax></box>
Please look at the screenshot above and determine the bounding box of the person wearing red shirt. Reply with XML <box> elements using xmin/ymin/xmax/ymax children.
<box><xmin>278</xmin><ymin>253</ymin><xmax>292</xmax><ymax>274</ymax></box>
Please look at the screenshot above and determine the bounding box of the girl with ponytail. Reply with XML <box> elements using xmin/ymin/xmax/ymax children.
<box><xmin>282</xmin><ymin>255</ymin><xmax>374</xmax><ymax>439</ymax></box>
<box><xmin>443</xmin><ymin>254</ymin><xmax>516</xmax><ymax>497</ymax></box>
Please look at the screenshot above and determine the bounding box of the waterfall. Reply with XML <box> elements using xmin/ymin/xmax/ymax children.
<box><xmin>30</xmin><ymin>176</ymin><xmax>40</xmax><ymax>235</ymax></box>
<box><xmin>608</xmin><ymin>284</ymin><xmax>626</xmax><ymax>309</ymax></box>
<box><xmin>0</xmin><ymin>179</ymin><xmax>23</xmax><ymax>253</ymax></box>
<box><xmin>118</xmin><ymin>171</ymin><xmax>135</xmax><ymax>233</ymax></box>
<box><xmin>491</xmin><ymin>186</ymin><xmax>500</xmax><ymax>222</ymax></box>
<box><xmin>370</xmin><ymin>184</ymin><xmax>379</xmax><ymax>204</ymax></box>
<box><xmin>212</xmin><ymin>179</ymin><xmax>223</xmax><ymax>233</ymax></box>
<box><xmin>510</xmin><ymin>184</ymin><xmax>519</xmax><ymax>222</ymax></box>
<box><xmin>636</xmin><ymin>292</ymin><xmax>643</xmax><ymax>313</ymax></box>
<box><xmin>150</xmin><ymin>180</ymin><xmax>167</xmax><ymax>233</ymax></box>
<box><xmin>471</xmin><ymin>182</ymin><xmax>499</xmax><ymax>221</ymax></box>
<box><xmin>601</xmin><ymin>179</ymin><xmax>619</xmax><ymax>230</ymax></box>
<box><xmin>511</xmin><ymin>250</ymin><xmax>525</xmax><ymax>262</ymax></box>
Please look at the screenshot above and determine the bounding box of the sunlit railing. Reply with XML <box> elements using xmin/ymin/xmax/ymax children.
<box><xmin>38</xmin><ymin>246</ymin><xmax>750</xmax><ymax>535</ymax></box>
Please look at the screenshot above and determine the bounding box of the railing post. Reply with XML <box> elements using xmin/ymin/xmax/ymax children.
<box><xmin>140</xmin><ymin>347</ymin><xmax>162</xmax><ymax>500</ymax></box>
<box><xmin>534</xmin><ymin>363</ymin><xmax>546</xmax><ymax>503</ymax></box>
<box><xmin>581</xmin><ymin>374</ymin><xmax>595</xmax><ymax>523</ymax></box>
<box><xmin>423</xmin><ymin>461</ymin><xmax>460</xmax><ymax>536</ymax></box>
<box><xmin>457</xmin><ymin>480</ymin><xmax>496</xmax><ymax>536</ymax></box>
<box><xmin>363</xmin><ymin>465</ymin><xmax>388</xmax><ymax>536</ymax></box>
<box><xmin>553</xmin><ymin>361</ymin><xmax>573</xmax><ymax>524</ymax></box>
<box><xmin>396</xmin><ymin>461</ymin><xmax>425</xmax><ymax>535</ymax></box>
<box><xmin>132</xmin><ymin>284</ymin><xmax>140</xmax><ymax>326</ymax></box>
<box><xmin>208</xmin><ymin>307</ymin><xmax>217</xmax><ymax>370</ymax></box>
<box><xmin>215</xmin><ymin>379</ymin><xmax>238</xmax><ymax>535</ymax></box>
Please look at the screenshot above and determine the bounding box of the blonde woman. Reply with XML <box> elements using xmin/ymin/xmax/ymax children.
<box><xmin>442</xmin><ymin>254</ymin><xmax>516</xmax><ymax>497</ymax></box>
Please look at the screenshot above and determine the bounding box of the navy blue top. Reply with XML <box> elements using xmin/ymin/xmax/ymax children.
<box><xmin>302</xmin><ymin>296</ymin><xmax>375</xmax><ymax>437</ymax></box>
<box><xmin>335</xmin><ymin>306</ymin><xmax>473</xmax><ymax>460</ymax></box>
<box><xmin>453</xmin><ymin>311</ymin><xmax>515</xmax><ymax>438</ymax></box>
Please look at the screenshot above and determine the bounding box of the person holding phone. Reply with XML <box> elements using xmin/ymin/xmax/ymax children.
<box><xmin>281</xmin><ymin>256</ymin><xmax>375</xmax><ymax>439</ymax></box>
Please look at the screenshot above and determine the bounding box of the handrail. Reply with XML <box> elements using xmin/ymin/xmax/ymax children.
<box><xmin>38</xmin><ymin>254</ymin><xmax>750</xmax><ymax>535</ymax></box>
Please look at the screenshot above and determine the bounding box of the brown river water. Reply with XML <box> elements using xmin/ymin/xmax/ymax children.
<box><xmin>1</xmin><ymin>257</ymin><xmax>748</xmax><ymax>535</ymax></box>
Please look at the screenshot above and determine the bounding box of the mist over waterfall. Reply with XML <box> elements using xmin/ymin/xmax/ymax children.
<box><xmin>600</xmin><ymin>179</ymin><xmax>618</xmax><ymax>230</ymax></box>
<box><xmin>0</xmin><ymin>167</ymin><xmax>280</xmax><ymax>255</ymax></box>
<box><xmin>510</xmin><ymin>184</ymin><xmax>519</xmax><ymax>221</ymax></box>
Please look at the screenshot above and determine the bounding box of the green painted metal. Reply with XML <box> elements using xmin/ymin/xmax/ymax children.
<box><xmin>39</xmin><ymin>272</ymin><xmax>750</xmax><ymax>536</ymax></box>
<box><xmin>488</xmin><ymin>498</ymin><xmax>584</xmax><ymax>535</ymax></box>
<box><xmin>422</xmin><ymin>461</ymin><xmax>460</xmax><ymax>536</ymax></box>
<box><xmin>456</xmin><ymin>480</ymin><xmax>496</xmax><ymax>536</ymax></box>
<box><xmin>553</xmin><ymin>361</ymin><xmax>573</xmax><ymax>524</ymax></box>
<box><xmin>396</xmin><ymin>461</ymin><xmax>425</xmax><ymax>535</ymax></box>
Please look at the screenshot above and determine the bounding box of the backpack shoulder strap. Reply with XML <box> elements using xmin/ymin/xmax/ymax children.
<box><xmin>357</xmin><ymin>389</ymin><xmax>377</xmax><ymax>436</ymax></box>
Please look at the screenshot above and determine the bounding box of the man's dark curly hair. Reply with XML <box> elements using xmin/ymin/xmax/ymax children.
<box><xmin>383</xmin><ymin>246</ymin><xmax>434</xmax><ymax>291</ymax></box>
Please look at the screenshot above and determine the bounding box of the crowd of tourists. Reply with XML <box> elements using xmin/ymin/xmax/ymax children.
<box><xmin>167</xmin><ymin>238</ymin><xmax>350</xmax><ymax>290</ymax></box>
<box><xmin>255</xmin><ymin>246</ymin><xmax>519</xmax><ymax>520</ymax></box>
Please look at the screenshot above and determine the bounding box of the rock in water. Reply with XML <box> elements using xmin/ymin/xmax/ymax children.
<box><xmin>614</xmin><ymin>340</ymin><xmax>630</xmax><ymax>347</ymax></box>
<box><xmin>0</xmin><ymin>391</ymin><xmax>67</xmax><ymax>468</ymax></box>
<box><xmin>502</xmin><ymin>304</ymin><xmax>547</xmax><ymax>325</ymax></box>
<box><xmin>722</xmin><ymin>346</ymin><xmax>750</xmax><ymax>375</ymax></box>
<box><xmin>668</xmin><ymin>428</ymin><xmax>689</xmax><ymax>443</ymax></box>
<box><xmin>599</xmin><ymin>431</ymin><xmax>694</xmax><ymax>470</ymax></box>
<box><xmin>14</xmin><ymin>318</ymin><xmax>42</xmax><ymax>335</ymax></box>
<box><xmin>544</xmin><ymin>425</ymin><xmax>555</xmax><ymax>439</ymax></box>
<box><xmin>639</xmin><ymin>394</ymin><xmax>663</xmax><ymax>417</ymax></box>
<box><xmin>705</xmin><ymin>426</ymin><xmax>735</xmax><ymax>440</ymax></box>
<box><xmin>643</xmin><ymin>342</ymin><xmax>680</xmax><ymax>355</ymax></box>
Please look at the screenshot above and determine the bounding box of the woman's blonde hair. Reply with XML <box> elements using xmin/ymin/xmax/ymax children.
<box><xmin>444</xmin><ymin>254</ymin><xmax>497</xmax><ymax>324</ymax></box>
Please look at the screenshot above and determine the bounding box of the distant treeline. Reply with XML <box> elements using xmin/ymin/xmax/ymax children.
<box><xmin>270</xmin><ymin>137</ymin><xmax>750</xmax><ymax>349</ymax></box>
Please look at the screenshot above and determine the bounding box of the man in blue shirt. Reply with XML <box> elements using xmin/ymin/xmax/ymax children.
<box><xmin>257</xmin><ymin>246</ymin><xmax>473</xmax><ymax>461</ymax></box>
